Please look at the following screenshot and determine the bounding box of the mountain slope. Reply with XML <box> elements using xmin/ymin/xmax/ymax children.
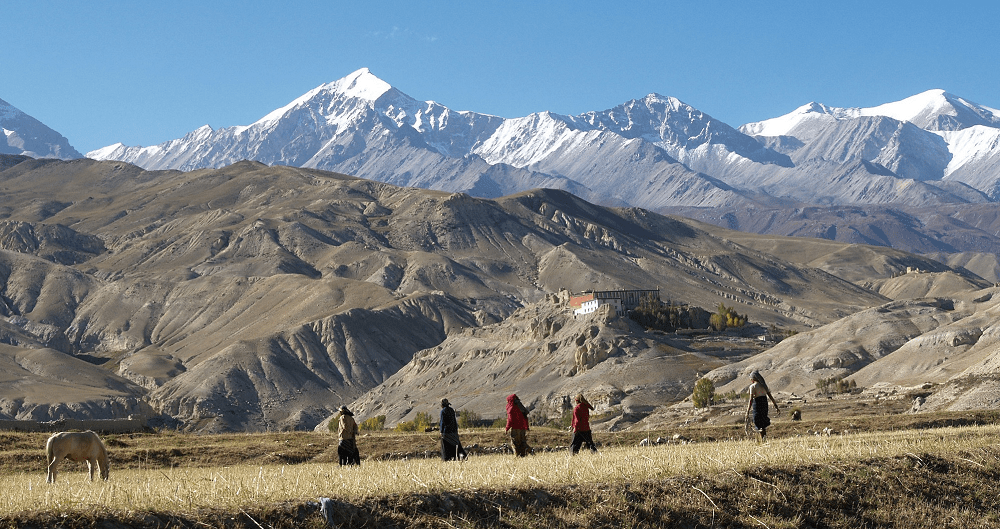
<box><xmin>0</xmin><ymin>97</ymin><xmax>82</xmax><ymax>159</ymax></box>
<box><xmin>2</xmin><ymin>156</ymin><xmax>959</xmax><ymax>431</ymax></box>
<box><xmin>707</xmin><ymin>284</ymin><xmax>1000</xmax><ymax>415</ymax></box>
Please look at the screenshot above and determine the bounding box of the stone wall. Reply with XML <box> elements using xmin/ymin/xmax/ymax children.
<box><xmin>0</xmin><ymin>417</ymin><xmax>148</xmax><ymax>433</ymax></box>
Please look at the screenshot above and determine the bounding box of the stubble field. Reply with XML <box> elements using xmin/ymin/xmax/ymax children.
<box><xmin>2</xmin><ymin>410</ymin><xmax>1000</xmax><ymax>528</ymax></box>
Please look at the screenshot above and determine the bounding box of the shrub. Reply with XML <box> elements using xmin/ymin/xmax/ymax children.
<box><xmin>555</xmin><ymin>408</ymin><xmax>573</xmax><ymax>429</ymax></box>
<box><xmin>360</xmin><ymin>415</ymin><xmax>386</xmax><ymax>431</ymax></box>
<box><xmin>395</xmin><ymin>411</ymin><xmax>433</xmax><ymax>432</ymax></box>
<box><xmin>692</xmin><ymin>378</ymin><xmax>715</xmax><ymax>408</ymax></box>
<box><xmin>458</xmin><ymin>409</ymin><xmax>480</xmax><ymax>429</ymax></box>
<box><xmin>327</xmin><ymin>415</ymin><xmax>340</xmax><ymax>434</ymax></box>
<box><xmin>816</xmin><ymin>376</ymin><xmax>857</xmax><ymax>395</ymax></box>
<box><xmin>715</xmin><ymin>389</ymin><xmax>746</xmax><ymax>403</ymax></box>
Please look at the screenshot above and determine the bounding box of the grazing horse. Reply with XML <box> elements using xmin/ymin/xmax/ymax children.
<box><xmin>45</xmin><ymin>431</ymin><xmax>109</xmax><ymax>483</ymax></box>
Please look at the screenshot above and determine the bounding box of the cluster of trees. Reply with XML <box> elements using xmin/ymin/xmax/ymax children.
<box><xmin>629</xmin><ymin>299</ymin><xmax>750</xmax><ymax>333</ymax></box>
<box><xmin>816</xmin><ymin>376</ymin><xmax>858</xmax><ymax>394</ymax></box>
<box><xmin>629</xmin><ymin>298</ymin><xmax>711</xmax><ymax>332</ymax></box>
<box><xmin>458</xmin><ymin>409</ymin><xmax>481</xmax><ymax>429</ymax></box>
<box><xmin>360</xmin><ymin>415</ymin><xmax>386</xmax><ymax>431</ymax></box>
<box><xmin>709</xmin><ymin>303</ymin><xmax>748</xmax><ymax>332</ymax></box>
<box><xmin>394</xmin><ymin>411</ymin><xmax>433</xmax><ymax>432</ymax></box>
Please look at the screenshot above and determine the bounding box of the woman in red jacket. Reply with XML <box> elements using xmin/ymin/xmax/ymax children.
<box><xmin>505</xmin><ymin>394</ymin><xmax>532</xmax><ymax>457</ymax></box>
<box><xmin>570</xmin><ymin>394</ymin><xmax>598</xmax><ymax>454</ymax></box>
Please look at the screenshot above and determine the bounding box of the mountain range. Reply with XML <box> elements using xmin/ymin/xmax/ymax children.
<box><xmin>3</xmin><ymin>154</ymin><xmax>979</xmax><ymax>431</ymax></box>
<box><xmin>5</xmin><ymin>72</ymin><xmax>1000</xmax><ymax>431</ymax></box>
<box><xmin>72</xmin><ymin>69</ymin><xmax>1000</xmax><ymax>282</ymax></box>
<box><xmin>85</xmin><ymin>69</ymin><xmax>1000</xmax><ymax>209</ymax></box>
<box><xmin>8</xmin><ymin>69</ymin><xmax>1000</xmax><ymax>274</ymax></box>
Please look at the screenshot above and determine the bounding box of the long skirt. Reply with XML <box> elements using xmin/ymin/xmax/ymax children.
<box><xmin>571</xmin><ymin>430</ymin><xmax>597</xmax><ymax>454</ymax></box>
<box><xmin>751</xmin><ymin>396</ymin><xmax>771</xmax><ymax>432</ymax></box>
<box><xmin>338</xmin><ymin>439</ymin><xmax>360</xmax><ymax>466</ymax></box>
<box><xmin>509</xmin><ymin>428</ymin><xmax>531</xmax><ymax>457</ymax></box>
<box><xmin>441</xmin><ymin>432</ymin><xmax>467</xmax><ymax>461</ymax></box>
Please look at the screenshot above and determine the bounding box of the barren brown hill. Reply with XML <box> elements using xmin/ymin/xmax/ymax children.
<box><xmin>708</xmin><ymin>277</ymin><xmax>1000</xmax><ymax>413</ymax></box>
<box><xmin>0</xmin><ymin>155</ymin><xmax>973</xmax><ymax>432</ymax></box>
<box><xmin>343</xmin><ymin>295</ymin><xmax>768</xmax><ymax>430</ymax></box>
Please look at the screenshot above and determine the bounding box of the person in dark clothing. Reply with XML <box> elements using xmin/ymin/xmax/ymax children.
<box><xmin>570</xmin><ymin>393</ymin><xmax>598</xmax><ymax>454</ymax></box>
<box><xmin>439</xmin><ymin>398</ymin><xmax>467</xmax><ymax>461</ymax></box>
<box><xmin>745</xmin><ymin>370</ymin><xmax>780</xmax><ymax>442</ymax></box>
<box><xmin>505</xmin><ymin>394</ymin><xmax>532</xmax><ymax>457</ymax></box>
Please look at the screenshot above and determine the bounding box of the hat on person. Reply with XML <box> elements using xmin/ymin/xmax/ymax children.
<box><xmin>442</xmin><ymin>398</ymin><xmax>450</xmax><ymax>407</ymax></box>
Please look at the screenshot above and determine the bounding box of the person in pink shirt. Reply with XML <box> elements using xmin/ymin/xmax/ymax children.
<box><xmin>570</xmin><ymin>393</ymin><xmax>598</xmax><ymax>454</ymax></box>
<box><xmin>505</xmin><ymin>394</ymin><xmax>532</xmax><ymax>457</ymax></box>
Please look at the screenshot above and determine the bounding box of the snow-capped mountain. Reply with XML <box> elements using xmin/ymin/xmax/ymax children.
<box><xmin>741</xmin><ymin>90</ymin><xmax>1000</xmax><ymax>199</ymax></box>
<box><xmin>0</xmin><ymin>97</ymin><xmax>82</xmax><ymax>159</ymax></box>
<box><xmin>87</xmin><ymin>69</ymin><xmax>771</xmax><ymax>209</ymax></box>
<box><xmin>88</xmin><ymin>71</ymin><xmax>1000</xmax><ymax>208</ymax></box>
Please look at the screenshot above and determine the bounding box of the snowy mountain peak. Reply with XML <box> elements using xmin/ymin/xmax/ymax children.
<box><xmin>864</xmin><ymin>89</ymin><xmax>1000</xmax><ymax>131</ymax></box>
<box><xmin>0</xmin><ymin>97</ymin><xmax>82</xmax><ymax>159</ymax></box>
<box><xmin>325</xmin><ymin>67</ymin><xmax>393</xmax><ymax>101</ymax></box>
<box><xmin>745</xmin><ymin>89</ymin><xmax>1000</xmax><ymax>137</ymax></box>
<box><xmin>250</xmin><ymin>68</ymin><xmax>394</xmax><ymax>128</ymax></box>
<box><xmin>740</xmin><ymin>102</ymin><xmax>840</xmax><ymax>136</ymax></box>
<box><xmin>0</xmin><ymin>98</ymin><xmax>22</xmax><ymax>121</ymax></box>
<box><xmin>863</xmin><ymin>89</ymin><xmax>953</xmax><ymax>125</ymax></box>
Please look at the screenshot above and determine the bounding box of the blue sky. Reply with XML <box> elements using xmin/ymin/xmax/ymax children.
<box><xmin>4</xmin><ymin>1</ymin><xmax>999</xmax><ymax>153</ymax></box>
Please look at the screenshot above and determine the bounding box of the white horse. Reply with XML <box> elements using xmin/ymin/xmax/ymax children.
<box><xmin>45</xmin><ymin>430</ymin><xmax>109</xmax><ymax>483</ymax></box>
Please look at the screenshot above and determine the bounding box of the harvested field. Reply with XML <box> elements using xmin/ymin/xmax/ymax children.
<box><xmin>2</xmin><ymin>411</ymin><xmax>1000</xmax><ymax>528</ymax></box>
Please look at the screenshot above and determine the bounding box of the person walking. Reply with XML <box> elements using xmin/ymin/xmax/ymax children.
<box><xmin>439</xmin><ymin>398</ymin><xmax>467</xmax><ymax>461</ymax></box>
<box><xmin>745</xmin><ymin>370</ymin><xmax>780</xmax><ymax>442</ymax></box>
<box><xmin>337</xmin><ymin>405</ymin><xmax>361</xmax><ymax>465</ymax></box>
<box><xmin>570</xmin><ymin>393</ymin><xmax>598</xmax><ymax>454</ymax></box>
<box><xmin>505</xmin><ymin>394</ymin><xmax>532</xmax><ymax>457</ymax></box>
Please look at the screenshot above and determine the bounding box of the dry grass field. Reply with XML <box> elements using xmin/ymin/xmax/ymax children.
<box><xmin>2</xmin><ymin>410</ymin><xmax>1000</xmax><ymax>528</ymax></box>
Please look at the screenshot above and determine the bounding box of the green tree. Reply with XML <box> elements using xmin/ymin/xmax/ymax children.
<box><xmin>710</xmin><ymin>303</ymin><xmax>748</xmax><ymax>331</ymax></box>
<box><xmin>360</xmin><ymin>415</ymin><xmax>386</xmax><ymax>431</ymax></box>
<box><xmin>692</xmin><ymin>377</ymin><xmax>715</xmax><ymax>408</ymax></box>
<box><xmin>458</xmin><ymin>409</ymin><xmax>480</xmax><ymax>429</ymax></box>
<box><xmin>396</xmin><ymin>411</ymin><xmax>434</xmax><ymax>432</ymax></box>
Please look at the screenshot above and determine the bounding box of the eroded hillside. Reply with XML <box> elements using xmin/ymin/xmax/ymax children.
<box><xmin>0</xmin><ymin>155</ymin><xmax>969</xmax><ymax>431</ymax></box>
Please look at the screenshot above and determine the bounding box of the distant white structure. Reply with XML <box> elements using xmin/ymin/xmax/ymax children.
<box><xmin>573</xmin><ymin>297</ymin><xmax>622</xmax><ymax>316</ymax></box>
<box><xmin>569</xmin><ymin>289</ymin><xmax>659</xmax><ymax>316</ymax></box>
